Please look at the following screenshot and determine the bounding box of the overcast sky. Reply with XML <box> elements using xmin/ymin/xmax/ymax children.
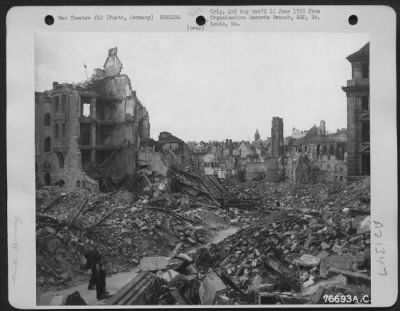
<box><xmin>35</xmin><ymin>32</ymin><xmax>368</xmax><ymax>141</ymax></box>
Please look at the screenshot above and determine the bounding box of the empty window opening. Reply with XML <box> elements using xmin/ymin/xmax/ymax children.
<box><xmin>54</xmin><ymin>124</ymin><xmax>59</xmax><ymax>138</ymax></box>
<box><xmin>81</xmin><ymin>150</ymin><xmax>92</xmax><ymax>169</ymax></box>
<box><xmin>44</xmin><ymin>173</ymin><xmax>51</xmax><ymax>186</ymax></box>
<box><xmin>80</xmin><ymin>96</ymin><xmax>92</xmax><ymax>117</ymax></box>
<box><xmin>362</xmin><ymin>63</ymin><xmax>369</xmax><ymax>79</ymax></box>
<box><xmin>44</xmin><ymin>113</ymin><xmax>51</xmax><ymax>126</ymax></box>
<box><xmin>82</xmin><ymin>103</ymin><xmax>90</xmax><ymax>117</ymax></box>
<box><xmin>361</xmin><ymin>96</ymin><xmax>369</xmax><ymax>111</ymax></box>
<box><xmin>316</xmin><ymin>144</ymin><xmax>321</xmax><ymax>157</ymax></box>
<box><xmin>56</xmin><ymin>152</ymin><xmax>64</xmax><ymax>169</ymax></box>
<box><xmin>329</xmin><ymin>145</ymin><xmax>334</xmax><ymax>155</ymax></box>
<box><xmin>54</xmin><ymin>96</ymin><xmax>60</xmax><ymax>112</ymax></box>
<box><xmin>79</xmin><ymin>124</ymin><xmax>91</xmax><ymax>145</ymax></box>
<box><xmin>61</xmin><ymin>95</ymin><xmax>67</xmax><ymax>112</ymax></box>
<box><xmin>361</xmin><ymin>120</ymin><xmax>370</xmax><ymax>142</ymax></box>
<box><xmin>76</xmin><ymin>180</ymin><xmax>81</xmax><ymax>188</ymax></box>
<box><xmin>61</xmin><ymin>123</ymin><xmax>66</xmax><ymax>138</ymax></box>
<box><xmin>44</xmin><ymin>137</ymin><xmax>51</xmax><ymax>152</ymax></box>
<box><xmin>337</xmin><ymin>145</ymin><xmax>344</xmax><ymax>160</ymax></box>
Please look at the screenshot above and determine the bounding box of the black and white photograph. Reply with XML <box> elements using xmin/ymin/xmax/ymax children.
<box><xmin>5</xmin><ymin>5</ymin><xmax>397</xmax><ymax>309</ymax></box>
<box><xmin>33</xmin><ymin>32</ymin><xmax>373</xmax><ymax>306</ymax></box>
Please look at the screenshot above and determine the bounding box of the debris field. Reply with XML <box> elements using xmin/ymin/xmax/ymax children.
<box><xmin>36</xmin><ymin>173</ymin><xmax>370</xmax><ymax>305</ymax></box>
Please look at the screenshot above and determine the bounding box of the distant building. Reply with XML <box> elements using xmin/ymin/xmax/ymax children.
<box><xmin>285</xmin><ymin>121</ymin><xmax>347</xmax><ymax>183</ymax></box>
<box><xmin>238</xmin><ymin>141</ymin><xmax>253</xmax><ymax>159</ymax></box>
<box><xmin>157</xmin><ymin>131</ymin><xmax>191</xmax><ymax>167</ymax></box>
<box><xmin>271</xmin><ymin>117</ymin><xmax>284</xmax><ymax>158</ymax></box>
<box><xmin>342</xmin><ymin>42</ymin><xmax>370</xmax><ymax>180</ymax></box>
<box><xmin>291</xmin><ymin>128</ymin><xmax>308</xmax><ymax>139</ymax></box>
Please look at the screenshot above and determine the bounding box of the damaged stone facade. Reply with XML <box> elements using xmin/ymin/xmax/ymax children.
<box><xmin>35</xmin><ymin>48</ymin><xmax>150</xmax><ymax>191</ymax></box>
<box><xmin>342</xmin><ymin>43</ymin><xmax>370</xmax><ymax>181</ymax></box>
<box><xmin>285</xmin><ymin>121</ymin><xmax>347</xmax><ymax>183</ymax></box>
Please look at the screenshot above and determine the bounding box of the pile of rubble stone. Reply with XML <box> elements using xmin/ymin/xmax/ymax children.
<box><xmin>37</xmin><ymin>174</ymin><xmax>371</xmax><ymax>305</ymax></box>
<box><xmin>36</xmin><ymin>188</ymin><xmax>239</xmax><ymax>289</ymax></box>
<box><xmin>191</xmin><ymin>177</ymin><xmax>371</xmax><ymax>304</ymax></box>
<box><xmin>225</xmin><ymin>177</ymin><xmax>368</xmax><ymax>212</ymax></box>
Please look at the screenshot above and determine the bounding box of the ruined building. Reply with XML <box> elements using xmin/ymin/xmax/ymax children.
<box><xmin>285</xmin><ymin>121</ymin><xmax>347</xmax><ymax>183</ymax></box>
<box><xmin>342</xmin><ymin>43</ymin><xmax>370</xmax><ymax>180</ymax></box>
<box><xmin>271</xmin><ymin>117</ymin><xmax>284</xmax><ymax>158</ymax></box>
<box><xmin>35</xmin><ymin>48</ymin><xmax>150</xmax><ymax>191</ymax></box>
<box><xmin>156</xmin><ymin>131</ymin><xmax>192</xmax><ymax>168</ymax></box>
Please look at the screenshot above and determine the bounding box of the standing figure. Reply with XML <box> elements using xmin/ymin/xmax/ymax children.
<box><xmin>96</xmin><ymin>263</ymin><xmax>107</xmax><ymax>300</ymax></box>
<box><xmin>84</xmin><ymin>247</ymin><xmax>101</xmax><ymax>290</ymax></box>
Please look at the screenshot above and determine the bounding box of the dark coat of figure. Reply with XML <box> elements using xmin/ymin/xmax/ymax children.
<box><xmin>85</xmin><ymin>248</ymin><xmax>101</xmax><ymax>290</ymax></box>
<box><xmin>96</xmin><ymin>263</ymin><xmax>107</xmax><ymax>300</ymax></box>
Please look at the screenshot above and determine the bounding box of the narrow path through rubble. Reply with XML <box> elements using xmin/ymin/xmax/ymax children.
<box><xmin>37</xmin><ymin>226</ymin><xmax>240</xmax><ymax>305</ymax></box>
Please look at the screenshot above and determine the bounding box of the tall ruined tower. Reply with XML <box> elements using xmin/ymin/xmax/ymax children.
<box><xmin>271</xmin><ymin>117</ymin><xmax>284</xmax><ymax>158</ymax></box>
<box><xmin>342</xmin><ymin>43</ymin><xmax>370</xmax><ymax>179</ymax></box>
<box><xmin>254</xmin><ymin>129</ymin><xmax>260</xmax><ymax>142</ymax></box>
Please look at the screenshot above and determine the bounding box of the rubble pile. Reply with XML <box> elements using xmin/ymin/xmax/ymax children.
<box><xmin>36</xmin><ymin>218</ymin><xmax>89</xmax><ymax>288</ymax></box>
<box><xmin>225</xmin><ymin>177</ymin><xmax>368</xmax><ymax>213</ymax></box>
<box><xmin>36</xmin><ymin>189</ymin><xmax>235</xmax><ymax>290</ymax></box>
<box><xmin>192</xmin><ymin>177</ymin><xmax>371</xmax><ymax>304</ymax></box>
<box><xmin>37</xmin><ymin>175</ymin><xmax>371</xmax><ymax>305</ymax></box>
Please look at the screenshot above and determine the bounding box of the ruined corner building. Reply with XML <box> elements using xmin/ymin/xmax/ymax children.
<box><xmin>35</xmin><ymin>47</ymin><xmax>150</xmax><ymax>191</ymax></box>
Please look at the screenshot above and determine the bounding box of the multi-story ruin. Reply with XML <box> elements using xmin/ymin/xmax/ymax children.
<box><xmin>271</xmin><ymin>117</ymin><xmax>284</xmax><ymax>158</ymax></box>
<box><xmin>285</xmin><ymin>121</ymin><xmax>347</xmax><ymax>183</ymax></box>
<box><xmin>35</xmin><ymin>48</ymin><xmax>150</xmax><ymax>191</ymax></box>
<box><xmin>342</xmin><ymin>42</ymin><xmax>370</xmax><ymax>180</ymax></box>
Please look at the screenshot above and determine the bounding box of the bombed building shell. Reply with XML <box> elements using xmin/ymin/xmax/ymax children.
<box><xmin>35</xmin><ymin>48</ymin><xmax>150</xmax><ymax>191</ymax></box>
